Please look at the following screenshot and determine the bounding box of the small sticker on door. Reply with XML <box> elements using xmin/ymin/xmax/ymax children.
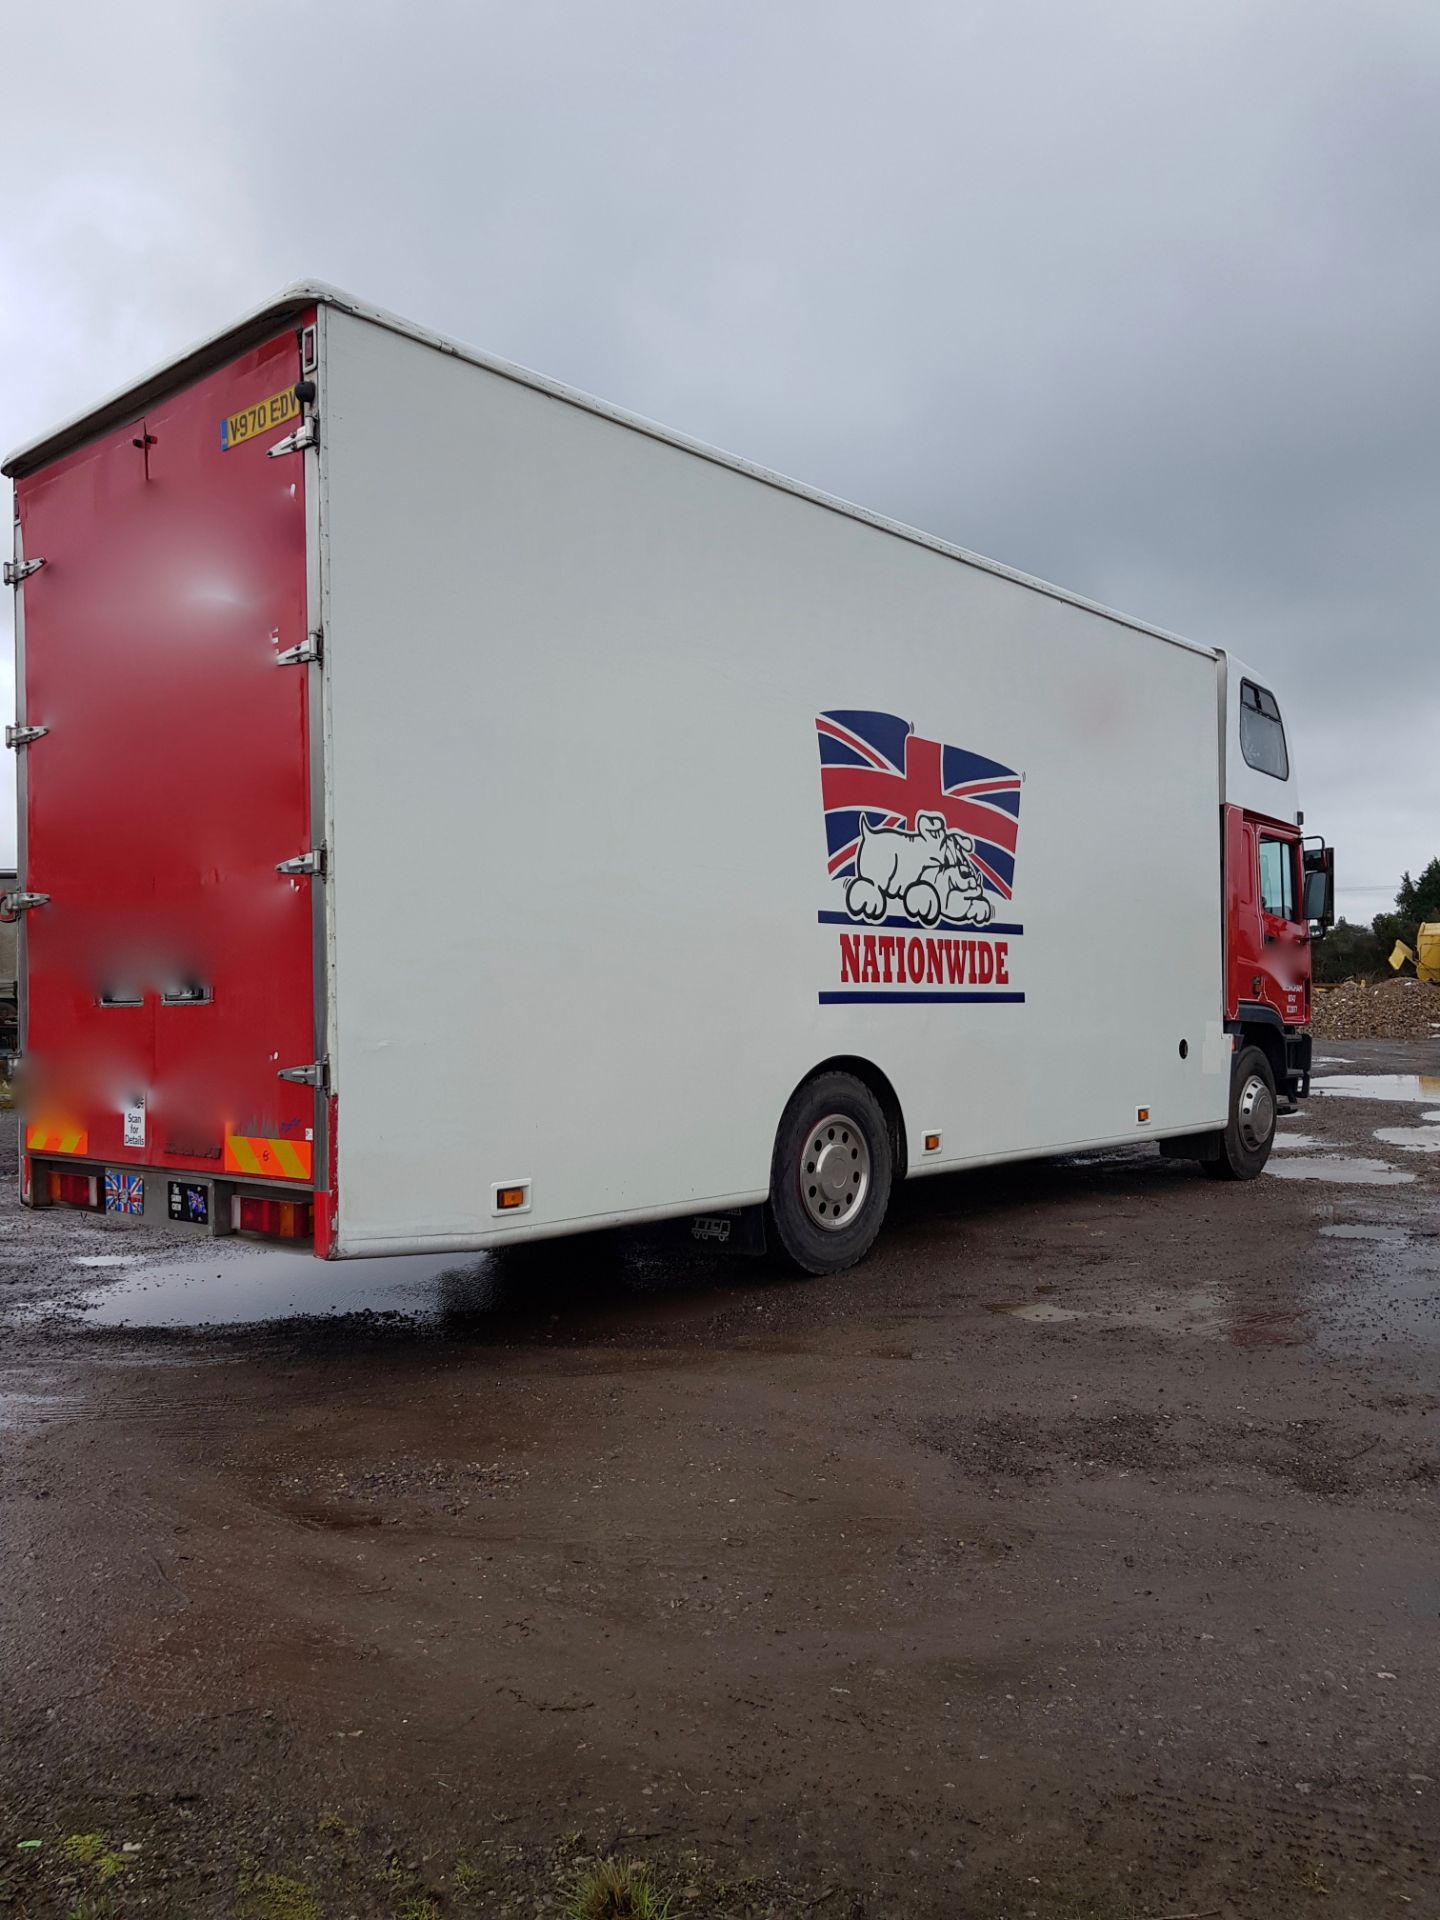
<box><xmin>123</xmin><ymin>1098</ymin><xmax>146</xmax><ymax>1149</ymax></box>
<box><xmin>220</xmin><ymin>386</ymin><xmax>300</xmax><ymax>451</ymax></box>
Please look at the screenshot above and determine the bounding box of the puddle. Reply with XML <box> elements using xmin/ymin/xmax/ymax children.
<box><xmin>1266</xmin><ymin>1156</ymin><xmax>1416</xmax><ymax>1186</ymax></box>
<box><xmin>1374</xmin><ymin>1126</ymin><xmax>1440</xmax><ymax>1153</ymax></box>
<box><xmin>26</xmin><ymin>1244</ymin><xmax>507</xmax><ymax>1330</ymax></box>
<box><xmin>993</xmin><ymin>1288</ymin><xmax>1234</xmax><ymax>1339</ymax></box>
<box><xmin>1312</xmin><ymin>1074</ymin><xmax>1440</xmax><ymax>1105</ymax></box>
<box><xmin>985</xmin><ymin>1236</ymin><xmax>1440</xmax><ymax>1360</ymax></box>
<box><xmin>1103</xmin><ymin>1289</ymin><xmax>1229</xmax><ymax>1336</ymax></box>
<box><xmin>72</xmin><ymin>1255</ymin><xmax>143</xmax><ymax>1269</ymax></box>
<box><xmin>1270</xmin><ymin>1133</ymin><xmax>1323</xmax><ymax>1151</ymax></box>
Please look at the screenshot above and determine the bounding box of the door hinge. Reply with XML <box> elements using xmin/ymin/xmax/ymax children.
<box><xmin>266</xmin><ymin>417</ymin><xmax>318</xmax><ymax>459</ymax></box>
<box><xmin>276</xmin><ymin>847</ymin><xmax>326</xmax><ymax>877</ymax></box>
<box><xmin>0</xmin><ymin>891</ymin><xmax>49</xmax><ymax>913</ymax></box>
<box><xmin>5</xmin><ymin>724</ymin><xmax>48</xmax><ymax>748</ymax></box>
<box><xmin>275</xmin><ymin>631</ymin><xmax>322</xmax><ymax>667</ymax></box>
<box><xmin>4</xmin><ymin>558</ymin><xmax>45</xmax><ymax>586</ymax></box>
<box><xmin>278</xmin><ymin>1060</ymin><xmax>329</xmax><ymax>1090</ymax></box>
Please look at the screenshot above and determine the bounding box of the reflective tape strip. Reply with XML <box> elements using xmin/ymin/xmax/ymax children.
<box><xmin>223</xmin><ymin>1134</ymin><xmax>313</xmax><ymax>1181</ymax></box>
<box><xmin>26</xmin><ymin>1124</ymin><xmax>89</xmax><ymax>1155</ymax></box>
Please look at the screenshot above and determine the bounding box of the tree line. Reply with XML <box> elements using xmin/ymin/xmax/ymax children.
<box><xmin>1314</xmin><ymin>856</ymin><xmax>1440</xmax><ymax>984</ymax></box>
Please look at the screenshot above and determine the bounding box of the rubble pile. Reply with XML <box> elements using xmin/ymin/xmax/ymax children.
<box><xmin>1311</xmin><ymin>976</ymin><xmax>1440</xmax><ymax>1042</ymax></box>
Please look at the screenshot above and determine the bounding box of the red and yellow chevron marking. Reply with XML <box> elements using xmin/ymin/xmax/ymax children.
<box><xmin>223</xmin><ymin>1134</ymin><xmax>313</xmax><ymax>1181</ymax></box>
<box><xmin>26</xmin><ymin>1123</ymin><xmax>89</xmax><ymax>1156</ymax></box>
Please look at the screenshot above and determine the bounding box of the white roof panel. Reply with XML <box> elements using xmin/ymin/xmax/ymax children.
<box><xmin>4</xmin><ymin>280</ymin><xmax>1215</xmax><ymax>660</ymax></box>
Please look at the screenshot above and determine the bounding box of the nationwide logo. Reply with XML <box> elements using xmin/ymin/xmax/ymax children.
<box><xmin>814</xmin><ymin>709</ymin><xmax>1024</xmax><ymax>1005</ymax></box>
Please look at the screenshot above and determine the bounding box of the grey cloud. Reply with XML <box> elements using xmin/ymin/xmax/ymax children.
<box><xmin>3</xmin><ymin>0</ymin><xmax>1437</xmax><ymax>916</ymax></box>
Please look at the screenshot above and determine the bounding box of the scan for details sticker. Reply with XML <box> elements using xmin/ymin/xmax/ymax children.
<box><xmin>815</xmin><ymin>710</ymin><xmax>1024</xmax><ymax>1005</ymax></box>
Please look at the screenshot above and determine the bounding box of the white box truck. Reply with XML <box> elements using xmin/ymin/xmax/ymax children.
<box><xmin>3</xmin><ymin>285</ymin><xmax>1331</xmax><ymax>1272</ymax></box>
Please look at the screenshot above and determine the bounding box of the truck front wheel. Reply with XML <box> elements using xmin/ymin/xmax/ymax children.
<box><xmin>768</xmin><ymin>1071</ymin><xmax>894</xmax><ymax>1275</ymax></box>
<box><xmin>1201</xmin><ymin>1044</ymin><xmax>1277</xmax><ymax>1181</ymax></box>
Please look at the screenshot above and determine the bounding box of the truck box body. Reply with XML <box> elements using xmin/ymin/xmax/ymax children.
<box><xmin>3</xmin><ymin>286</ymin><xmax>1315</xmax><ymax>1259</ymax></box>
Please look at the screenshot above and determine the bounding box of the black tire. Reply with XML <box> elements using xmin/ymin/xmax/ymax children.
<box><xmin>767</xmin><ymin>1071</ymin><xmax>894</xmax><ymax>1275</ymax></box>
<box><xmin>1201</xmin><ymin>1044</ymin><xmax>1277</xmax><ymax>1181</ymax></box>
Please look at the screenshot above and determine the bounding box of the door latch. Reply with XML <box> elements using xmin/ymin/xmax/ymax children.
<box><xmin>0</xmin><ymin>891</ymin><xmax>49</xmax><ymax>913</ymax></box>
<box><xmin>278</xmin><ymin>1061</ymin><xmax>329</xmax><ymax>1090</ymax></box>
<box><xmin>276</xmin><ymin>848</ymin><xmax>326</xmax><ymax>877</ymax></box>
<box><xmin>5</xmin><ymin>724</ymin><xmax>48</xmax><ymax>748</ymax></box>
<box><xmin>266</xmin><ymin>418</ymin><xmax>318</xmax><ymax>459</ymax></box>
<box><xmin>3</xmin><ymin>558</ymin><xmax>45</xmax><ymax>586</ymax></box>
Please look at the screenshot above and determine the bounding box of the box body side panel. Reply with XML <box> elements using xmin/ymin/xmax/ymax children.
<box><xmin>323</xmin><ymin>311</ymin><xmax>1225</xmax><ymax>1252</ymax></box>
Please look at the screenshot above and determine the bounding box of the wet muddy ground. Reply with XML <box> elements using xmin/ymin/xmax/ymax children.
<box><xmin>1</xmin><ymin>1040</ymin><xmax>1438</xmax><ymax>1918</ymax></box>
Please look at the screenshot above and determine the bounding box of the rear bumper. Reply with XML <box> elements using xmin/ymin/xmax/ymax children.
<box><xmin>25</xmin><ymin>1154</ymin><xmax>315</xmax><ymax>1242</ymax></box>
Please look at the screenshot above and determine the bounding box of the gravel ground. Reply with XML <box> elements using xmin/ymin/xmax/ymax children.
<box><xmin>1</xmin><ymin>1040</ymin><xmax>1438</xmax><ymax>1919</ymax></box>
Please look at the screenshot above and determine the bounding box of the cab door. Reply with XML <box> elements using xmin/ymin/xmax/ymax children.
<box><xmin>1226</xmin><ymin>813</ymin><xmax>1307</xmax><ymax>1025</ymax></box>
<box><xmin>1255</xmin><ymin>829</ymin><xmax>1308</xmax><ymax>1024</ymax></box>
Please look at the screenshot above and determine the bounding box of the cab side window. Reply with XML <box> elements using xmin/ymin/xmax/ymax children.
<box><xmin>1258</xmin><ymin>836</ymin><xmax>1295</xmax><ymax>920</ymax></box>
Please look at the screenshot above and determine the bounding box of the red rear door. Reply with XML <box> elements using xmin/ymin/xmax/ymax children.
<box><xmin>16</xmin><ymin>326</ymin><xmax>318</xmax><ymax>1198</ymax></box>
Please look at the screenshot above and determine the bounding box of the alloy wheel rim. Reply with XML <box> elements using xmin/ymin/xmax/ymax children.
<box><xmin>1236</xmin><ymin>1073</ymin><xmax>1274</xmax><ymax>1152</ymax></box>
<box><xmin>800</xmin><ymin>1113</ymin><xmax>871</xmax><ymax>1230</ymax></box>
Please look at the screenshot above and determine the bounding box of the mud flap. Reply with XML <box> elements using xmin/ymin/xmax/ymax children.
<box><xmin>1158</xmin><ymin>1131</ymin><xmax>1222</xmax><ymax>1163</ymax></box>
<box><xmin>1285</xmin><ymin>1032</ymin><xmax>1312</xmax><ymax>1101</ymax></box>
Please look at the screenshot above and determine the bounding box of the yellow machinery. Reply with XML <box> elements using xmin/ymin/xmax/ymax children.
<box><xmin>1390</xmin><ymin>923</ymin><xmax>1440</xmax><ymax>984</ymax></box>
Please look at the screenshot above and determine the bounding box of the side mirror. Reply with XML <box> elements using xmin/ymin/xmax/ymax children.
<box><xmin>1302</xmin><ymin>843</ymin><xmax>1334</xmax><ymax>932</ymax></box>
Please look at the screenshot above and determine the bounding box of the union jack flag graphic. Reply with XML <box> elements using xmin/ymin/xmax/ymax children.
<box><xmin>816</xmin><ymin>710</ymin><xmax>1022</xmax><ymax>899</ymax></box>
<box><xmin>104</xmin><ymin>1171</ymin><xmax>145</xmax><ymax>1216</ymax></box>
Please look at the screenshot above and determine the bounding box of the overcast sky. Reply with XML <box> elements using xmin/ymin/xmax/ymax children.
<box><xmin>3</xmin><ymin>0</ymin><xmax>1436</xmax><ymax>921</ymax></box>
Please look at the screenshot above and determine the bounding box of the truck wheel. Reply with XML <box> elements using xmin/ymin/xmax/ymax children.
<box><xmin>768</xmin><ymin>1072</ymin><xmax>893</xmax><ymax>1275</ymax></box>
<box><xmin>1201</xmin><ymin>1045</ymin><xmax>1277</xmax><ymax>1181</ymax></box>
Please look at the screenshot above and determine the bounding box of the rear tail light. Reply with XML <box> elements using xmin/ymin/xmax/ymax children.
<box><xmin>231</xmin><ymin>1194</ymin><xmax>313</xmax><ymax>1241</ymax></box>
<box><xmin>47</xmin><ymin>1169</ymin><xmax>100</xmax><ymax>1209</ymax></box>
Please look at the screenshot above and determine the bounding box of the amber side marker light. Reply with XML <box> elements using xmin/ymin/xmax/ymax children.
<box><xmin>492</xmin><ymin>1180</ymin><xmax>532</xmax><ymax>1215</ymax></box>
<box><xmin>923</xmin><ymin>1131</ymin><xmax>942</xmax><ymax>1154</ymax></box>
<box><xmin>1137</xmin><ymin>1107</ymin><xmax>1151</xmax><ymax>1124</ymax></box>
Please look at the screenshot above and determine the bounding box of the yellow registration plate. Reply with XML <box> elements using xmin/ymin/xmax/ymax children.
<box><xmin>221</xmin><ymin>386</ymin><xmax>301</xmax><ymax>451</ymax></box>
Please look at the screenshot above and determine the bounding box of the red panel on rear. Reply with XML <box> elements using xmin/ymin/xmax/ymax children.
<box><xmin>17</xmin><ymin>326</ymin><xmax>317</xmax><ymax>1179</ymax></box>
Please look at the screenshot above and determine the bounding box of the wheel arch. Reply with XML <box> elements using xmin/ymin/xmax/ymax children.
<box><xmin>1230</xmin><ymin>1006</ymin><xmax>1286</xmax><ymax>1092</ymax></box>
<box><xmin>792</xmin><ymin>1055</ymin><xmax>908</xmax><ymax>1181</ymax></box>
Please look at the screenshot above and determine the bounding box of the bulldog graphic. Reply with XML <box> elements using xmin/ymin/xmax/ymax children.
<box><xmin>844</xmin><ymin>813</ymin><xmax>993</xmax><ymax>927</ymax></box>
